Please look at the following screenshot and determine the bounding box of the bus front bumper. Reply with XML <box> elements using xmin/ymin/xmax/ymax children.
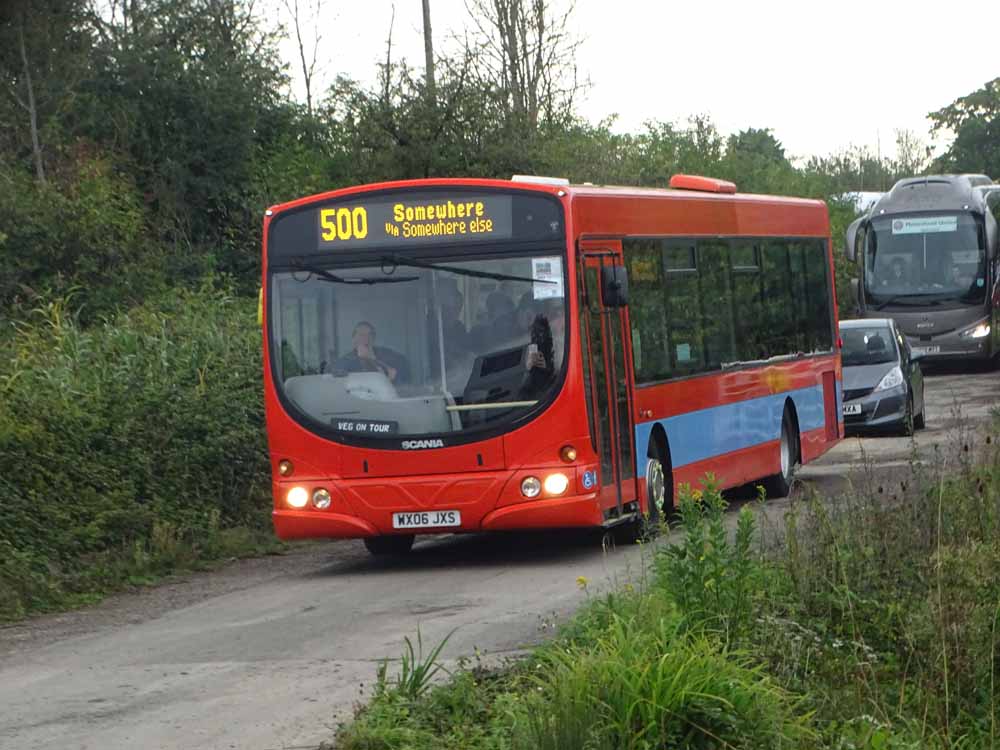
<box><xmin>273</xmin><ymin>510</ymin><xmax>378</xmax><ymax>540</ymax></box>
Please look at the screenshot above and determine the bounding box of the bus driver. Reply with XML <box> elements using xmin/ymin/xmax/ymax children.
<box><xmin>334</xmin><ymin>321</ymin><xmax>409</xmax><ymax>383</ymax></box>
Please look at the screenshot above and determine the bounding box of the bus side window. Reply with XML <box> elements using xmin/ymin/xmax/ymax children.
<box><xmin>624</xmin><ymin>239</ymin><xmax>670</xmax><ymax>382</ymax></box>
<box><xmin>697</xmin><ymin>241</ymin><xmax>736</xmax><ymax>370</ymax></box>
<box><xmin>731</xmin><ymin>241</ymin><xmax>765</xmax><ymax>361</ymax></box>
<box><xmin>663</xmin><ymin>240</ymin><xmax>703</xmax><ymax>373</ymax></box>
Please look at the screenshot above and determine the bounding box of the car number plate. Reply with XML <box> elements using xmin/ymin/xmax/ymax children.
<box><xmin>392</xmin><ymin>510</ymin><xmax>461</xmax><ymax>529</ymax></box>
<box><xmin>912</xmin><ymin>345</ymin><xmax>940</xmax><ymax>355</ymax></box>
<box><xmin>842</xmin><ymin>403</ymin><xmax>862</xmax><ymax>416</ymax></box>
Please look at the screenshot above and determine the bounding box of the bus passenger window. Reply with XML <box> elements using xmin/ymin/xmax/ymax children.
<box><xmin>624</xmin><ymin>239</ymin><xmax>670</xmax><ymax>382</ymax></box>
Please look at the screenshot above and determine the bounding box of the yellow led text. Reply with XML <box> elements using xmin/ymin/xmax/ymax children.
<box><xmin>386</xmin><ymin>199</ymin><xmax>494</xmax><ymax>239</ymax></box>
<box><xmin>320</xmin><ymin>206</ymin><xmax>368</xmax><ymax>242</ymax></box>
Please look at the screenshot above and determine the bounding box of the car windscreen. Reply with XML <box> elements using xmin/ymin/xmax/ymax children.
<box><xmin>840</xmin><ymin>325</ymin><xmax>898</xmax><ymax>366</ymax></box>
<box><xmin>269</xmin><ymin>252</ymin><xmax>568</xmax><ymax>442</ymax></box>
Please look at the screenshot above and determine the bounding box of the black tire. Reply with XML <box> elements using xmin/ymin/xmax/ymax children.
<box><xmin>364</xmin><ymin>534</ymin><xmax>415</xmax><ymax>556</ymax></box>
<box><xmin>624</xmin><ymin>440</ymin><xmax>672</xmax><ymax>543</ymax></box>
<box><xmin>901</xmin><ymin>395</ymin><xmax>915</xmax><ymax>437</ymax></box>
<box><xmin>914</xmin><ymin>404</ymin><xmax>926</xmax><ymax>431</ymax></box>
<box><xmin>762</xmin><ymin>408</ymin><xmax>798</xmax><ymax>499</ymax></box>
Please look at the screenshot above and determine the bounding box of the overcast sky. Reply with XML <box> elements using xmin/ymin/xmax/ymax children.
<box><xmin>274</xmin><ymin>0</ymin><xmax>995</xmax><ymax>163</ymax></box>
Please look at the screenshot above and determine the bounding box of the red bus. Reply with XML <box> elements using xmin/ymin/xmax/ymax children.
<box><xmin>262</xmin><ymin>175</ymin><xmax>842</xmax><ymax>555</ymax></box>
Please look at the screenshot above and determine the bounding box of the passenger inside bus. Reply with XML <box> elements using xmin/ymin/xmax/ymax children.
<box><xmin>333</xmin><ymin>321</ymin><xmax>410</xmax><ymax>384</ymax></box>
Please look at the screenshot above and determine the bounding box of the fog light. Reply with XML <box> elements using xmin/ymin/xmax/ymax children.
<box><xmin>278</xmin><ymin>459</ymin><xmax>294</xmax><ymax>477</ymax></box>
<box><xmin>544</xmin><ymin>473</ymin><xmax>569</xmax><ymax>495</ymax></box>
<box><xmin>312</xmin><ymin>488</ymin><xmax>331</xmax><ymax>509</ymax></box>
<box><xmin>559</xmin><ymin>445</ymin><xmax>577</xmax><ymax>463</ymax></box>
<box><xmin>521</xmin><ymin>476</ymin><xmax>542</xmax><ymax>498</ymax></box>
<box><xmin>287</xmin><ymin>486</ymin><xmax>308</xmax><ymax>508</ymax></box>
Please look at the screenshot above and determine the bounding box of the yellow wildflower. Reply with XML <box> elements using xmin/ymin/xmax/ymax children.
<box><xmin>576</xmin><ymin>575</ymin><xmax>589</xmax><ymax>590</ymax></box>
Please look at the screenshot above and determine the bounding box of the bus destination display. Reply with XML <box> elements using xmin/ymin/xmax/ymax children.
<box><xmin>317</xmin><ymin>195</ymin><xmax>513</xmax><ymax>249</ymax></box>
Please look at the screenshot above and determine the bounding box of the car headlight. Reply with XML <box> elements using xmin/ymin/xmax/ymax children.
<box><xmin>875</xmin><ymin>366</ymin><xmax>904</xmax><ymax>392</ymax></box>
<box><xmin>959</xmin><ymin>321</ymin><xmax>990</xmax><ymax>339</ymax></box>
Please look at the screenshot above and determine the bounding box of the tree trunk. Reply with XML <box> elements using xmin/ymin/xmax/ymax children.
<box><xmin>17</xmin><ymin>16</ymin><xmax>45</xmax><ymax>184</ymax></box>
<box><xmin>421</xmin><ymin>0</ymin><xmax>435</xmax><ymax>102</ymax></box>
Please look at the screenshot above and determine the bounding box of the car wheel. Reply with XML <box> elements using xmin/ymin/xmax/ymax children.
<box><xmin>762</xmin><ymin>408</ymin><xmax>798</xmax><ymax>499</ymax></box>
<box><xmin>914</xmin><ymin>405</ymin><xmax>926</xmax><ymax>431</ymax></box>
<box><xmin>902</xmin><ymin>395</ymin><xmax>915</xmax><ymax>437</ymax></box>
<box><xmin>364</xmin><ymin>534</ymin><xmax>415</xmax><ymax>556</ymax></box>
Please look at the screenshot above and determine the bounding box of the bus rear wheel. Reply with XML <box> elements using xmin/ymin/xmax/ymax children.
<box><xmin>762</xmin><ymin>409</ymin><xmax>798</xmax><ymax>499</ymax></box>
<box><xmin>364</xmin><ymin>534</ymin><xmax>415</xmax><ymax>556</ymax></box>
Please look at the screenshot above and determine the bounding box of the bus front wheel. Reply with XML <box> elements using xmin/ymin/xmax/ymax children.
<box><xmin>762</xmin><ymin>409</ymin><xmax>799</xmax><ymax>499</ymax></box>
<box><xmin>364</xmin><ymin>534</ymin><xmax>415</xmax><ymax>556</ymax></box>
<box><xmin>628</xmin><ymin>440</ymin><xmax>672</xmax><ymax>542</ymax></box>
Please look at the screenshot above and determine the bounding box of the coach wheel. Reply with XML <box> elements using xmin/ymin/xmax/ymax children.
<box><xmin>364</xmin><ymin>534</ymin><xmax>415</xmax><ymax>557</ymax></box>
<box><xmin>762</xmin><ymin>408</ymin><xmax>798</xmax><ymax>499</ymax></box>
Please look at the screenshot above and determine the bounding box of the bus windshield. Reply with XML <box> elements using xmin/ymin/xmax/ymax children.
<box><xmin>865</xmin><ymin>213</ymin><xmax>987</xmax><ymax>308</ymax></box>
<box><xmin>269</xmin><ymin>252</ymin><xmax>568</xmax><ymax>441</ymax></box>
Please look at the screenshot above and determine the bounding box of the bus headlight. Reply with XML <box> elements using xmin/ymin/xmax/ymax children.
<box><xmin>521</xmin><ymin>476</ymin><xmax>542</xmax><ymax>498</ymax></box>
<box><xmin>959</xmin><ymin>321</ymin><xmax>990</xmax><ymax>339</ymax></box>
<box><xmin>287</xmin><ymin>486</ymin><xmax>309</xmax><ymax>508</ymax></box>
<box><xmin>543</xmin><ymin>473</ymin><xmax>569</xmax><ymax>495</ymax></box>
<box><xmin>312</xmin><ymin>488</ymin><xmax>331</xmax><ymax>509</ymax></box>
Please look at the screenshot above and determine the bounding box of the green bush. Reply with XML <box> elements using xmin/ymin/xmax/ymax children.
<box><xmin>0</xmin><ymin>285</ymin><xmax>272</xmax><ymax>618</ymax></box>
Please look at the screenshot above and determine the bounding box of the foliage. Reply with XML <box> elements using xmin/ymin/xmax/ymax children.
<box><xmin>337</xmin><ymin>427</ymin><xmax>1000</xmax><ymax>749</ymax></box>
<box><xmin>758</xmin><ymin>435</ymin><xmax>1000</xmax><ymax>745</ymax></box>
<box><xmin>930</xmin><ymin>78</ymin><xmax>1000</xmax><ymax>178</ymax></box>
<box><xmin>657</xmin><ymin>478</ymin><xmax>759</xmax><ymax>639</ymax></box>
<box><xmin>378</xmin><ymin>627</ymin><xmax>456</xmax><ymax>702</ymax></box>
<box><xmin>0</xmin><ymin>285</ymin><xmax>273</xmax><ymax>619</ymax></box>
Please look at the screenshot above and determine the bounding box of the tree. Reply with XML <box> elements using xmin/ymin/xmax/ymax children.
<box><xmin>929</xmin><ymin>78</ymin><xmax>1000</xmax><ymax>178</ymax></box>
<box><xmin>85</xmin><ymin>0</ymin><xmax>291</xmax><ymax>279</ymax></box>
<box><xmin>422</xmin><ymin>0</ymin><xmax>436</xmax><ymax>102</ymax></box>
<box><xmin>282</xmin><ymin>0</ymin><xmax>322</xmax><ymax>118</ymax></box>
<box><xmin>464</xmin><ymin>0</ymin><xmax>584</xmax><ymax>130</ymax></box>
<box><xmin>0</xmin><ymin>0</ymin><xmax>92</xmax><ymax>183</ymax></box>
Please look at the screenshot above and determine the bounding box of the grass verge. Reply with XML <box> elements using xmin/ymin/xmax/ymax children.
<box><xmin>335</xmin><ymin>422</ymin><xmax>1000</xmax><ymax>749</ymax></box>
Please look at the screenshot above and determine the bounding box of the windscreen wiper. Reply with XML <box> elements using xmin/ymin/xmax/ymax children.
<box><xmin>290</xmin><ymin>260</ymin><xmax>418</xmax><ymax>285</ymax></box>
<box><xmin>874</xmin><ymin>294</ymin><xmax>938</xmax><ymax>311</ymax></box>
<box><xmin>381</xmin><ymin>254</ymin><xmax>555</xmax><ymax>286</ymax></box>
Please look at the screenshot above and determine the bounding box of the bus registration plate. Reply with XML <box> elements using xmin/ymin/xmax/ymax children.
<box><xmin>911</xmin><ymin>345</ymin><xmax>940</xmax><ymax>356</ymax></box>
<box><xmin>393</xmin><ymin>510</ymin><xmax>461</xmax><ymax>529</ymax></box>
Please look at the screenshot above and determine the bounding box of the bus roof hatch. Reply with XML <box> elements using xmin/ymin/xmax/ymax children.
<box><xmin>669</xmin><ymin>174</ymin><xmax>737</xmax><ymax>194</ymax></box>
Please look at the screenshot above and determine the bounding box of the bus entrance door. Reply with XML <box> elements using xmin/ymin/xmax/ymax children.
<box><xmin>580</xmin><ymin>244</ymin><xmax>638</xmax><ymax>521</ymax></box>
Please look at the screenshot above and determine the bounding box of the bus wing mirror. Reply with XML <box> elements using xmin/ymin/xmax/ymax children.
<box><xmin>600</xmin><ymin>265</ymin><xmax>629</xmax><ymax>307</ymax></box>
<box><xmin>845</xmin><ymin>217</ymin><xmax>864</xmax><ymax>263</ymax></box>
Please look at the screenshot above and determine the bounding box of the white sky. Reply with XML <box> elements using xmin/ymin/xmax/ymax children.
<box><xmin>273</xmin><ymin>0</ymin><xmax>997</xmax><ymax>163</ymax></box>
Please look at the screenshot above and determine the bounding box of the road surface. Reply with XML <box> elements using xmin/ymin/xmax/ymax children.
<box><xmin>1</xmin><ymin>368</ymin><xmax>997</xmax><ymax>750</ymax></box>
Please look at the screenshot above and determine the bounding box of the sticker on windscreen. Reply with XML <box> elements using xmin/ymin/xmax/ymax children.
<box><xmin>332</xmin><ymin>419</ymin><xmax>399</xmax><ymax>435</ymax></box>
<box><xmin>891</xmin><ymin>216</ymin><xmax>958</xmax><ymax>234</ymax></box>
<box><xmin>532</xmin><ymin>256</ymin><xmax>564</xmax><ymax>299</ymax></box>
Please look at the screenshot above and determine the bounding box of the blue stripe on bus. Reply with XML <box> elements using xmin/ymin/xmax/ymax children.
<box><xmin>634</xmin><ymin>385</ymin><xmax>827</xmax><ymax>477</ymax></box>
